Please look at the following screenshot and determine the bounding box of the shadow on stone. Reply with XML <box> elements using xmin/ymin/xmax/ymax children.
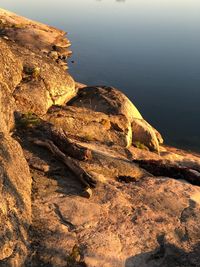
<box><xmin>125</xmin><ymin>239</ymin><xmax>200</xmax><ymax>267</ymax></box>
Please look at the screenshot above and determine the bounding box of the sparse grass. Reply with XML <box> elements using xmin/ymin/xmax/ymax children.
<box><xmin>84</xmin><ymin>134</ymin><xmax>94</xmax><ymax>142</ymax></box>
<box><xmin>66</xmin><ymin>244</ymin><xmax>87</xmax><ymax>267</ymax></box>
<box><xmin>17</xmin><ymin>112</ymin><xmax>41</xmax><ymax>128</ymax></box>
<box><xmin>23</xmin><ymin>66</ymin><xmax>41</xmax><ymax>80</ymax></box>
<box><xmin>133</xmin><ymin>141</ymin><xmax>149</xmax><ymax>151</ymax></box>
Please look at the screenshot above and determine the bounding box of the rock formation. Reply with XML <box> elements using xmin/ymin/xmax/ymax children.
<box><xmin>0</xmin><ymin>8</ymin><xmax>200</xmax><ymax>267</ymax></box>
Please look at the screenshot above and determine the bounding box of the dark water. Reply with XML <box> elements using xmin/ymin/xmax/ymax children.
<box><xmin>1</xmin><ymin>0</ymin><xmax>200</xmax><ymax>151</ymax></box>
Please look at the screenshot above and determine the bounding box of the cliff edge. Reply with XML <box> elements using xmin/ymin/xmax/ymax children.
<box><xmin>0</xmin><ymin>9</ymin><xmax>200</xmax><ymax>267</ymax></box>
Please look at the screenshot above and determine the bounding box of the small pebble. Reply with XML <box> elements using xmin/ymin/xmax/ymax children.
<box><xmin>48</xmin><ymin>50</ymin><xmax>59</xmax><ymax>59</ymax></box>
<box><xmin>81</xmin><ymin>188</ymin><xmax>93</xmax><ymax>198</ymax></box>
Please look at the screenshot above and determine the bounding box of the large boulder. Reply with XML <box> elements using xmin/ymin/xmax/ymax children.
<box><xmin>0</xmin><ymin>9</ymin><xmax>76</xmax><ymax>116</ymax></box>
<box><xmin>68</xmin><ymin>86</ymin><xmax>163</xmax><ymax>151</ymax></box>
<box><xmin>0</xmin><ymin>133</ymin><xmax>32</xmax><ymax>266</ymax></box>
<box><xmin>132</xmin><ymin>118</ymin><xmax>160</xmax><ymax>152</ymax></box>
<box><xmin>10</xmin><ymin>41</ymin><xmax>76</xmax><ymax>115</ymax></box>
<box><xmin>45</xmin><ymin>105</ymin><xmax>132</xmax><ymax>147</ymax></box>
<box><xmin>68</xmin><ymin>86</ymin><xmax>143</xmax><ymax>122</ymax></box>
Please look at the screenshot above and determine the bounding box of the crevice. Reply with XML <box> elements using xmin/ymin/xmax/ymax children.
<box><xmin>53</xmin><ymin>203</ymin><xmax>76</xmax><ymax>232</ymax></box>
<box><xmin>133</xmin><ymin>159</ymin><xmax>200</xmax><ymax>186</ymax></box>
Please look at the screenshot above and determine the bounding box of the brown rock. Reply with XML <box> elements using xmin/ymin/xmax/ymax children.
<box><xmin>0</xmin><ymin>133</ymin><xmax>32</xmax><ymax>266</ymax></box>
<box><xmin>11</xmin><ymin>42</ymin><xmax>76</xmax><ymax>115</ymax></box>
<box><xmin>68</xmin><ymin>86</ymin><xmax>163</xmax><ymax>151</ymax></box>
<box><xmin>68</xmin><ymin>85</ymin><xmax>143</xmax><ymax>122</ymax></box>
<box><xmin>0</xmin><ymin>9</ymin><xmax>76</xmax><ymax>116</ymax></box>
<box><xmin>0</xmin><ymin>82</ymin><xmax>15</xmax><ymax>133</ymax></box>
<box><xmin>0</xmin><ymin>8</ymin><xmax>71</xmax><ymax>53</ymax></box>
<box><xmin>0</xmin><ymin>39</ymin><xmax>22</xmax><ymax>91</ymax></box>
<box><xmin>132</xmin><ymin>118</ymin><xmax>160</xmax><ymax>152</ymax></box>
<box><xmin>45</xmin><ymin>105</ymin><xmax>132</xmax><ymax>147</ymax></box>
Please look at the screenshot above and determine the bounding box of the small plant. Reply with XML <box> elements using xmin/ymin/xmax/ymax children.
<box><xmin>133</xmin><ymin>141</ymin><xmax>149</xmax><ymax>151</ymax></box>
<box><xmin>17</xmin><ymin>112</ymin><xmax>41</xmax><ymax>128</ymax></box>
<box><xmin>66</xmin><ymin>245</ymin><xmax>82</xmax><ymax>266</ymax></box>
<box><xmin>84</xmin><ymin>134</ymin><xmax>94</xmax><ymax>142</ymax></box>
<box><xmin>23</xmin><ymin>66</ymin><xmax>41</xmax><ymax>80</ymax></box>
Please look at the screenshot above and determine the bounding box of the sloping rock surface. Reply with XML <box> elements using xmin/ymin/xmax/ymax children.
<box><xmin>19</xmin><ymin>133</ymin><xmax>200</xmax><ymax>267</ymax></box>
<box><xmin>0</xmin><ymin>8</ymin><xmax>76</xmax><ymax>116</ymax></box>
<box><xmin>0</xmin><ymin>133</ymin><xmax>32</xmax><ymax>266</ymax></box>
<box><xmin>68</xmin><ymin>86</ymin><xmax>143</xmax><ymax>122</ymax></box>
<box><xmin>0</xmin><ymin>9</ymin><xmax>200</xmax><ymax>267</ymax></box>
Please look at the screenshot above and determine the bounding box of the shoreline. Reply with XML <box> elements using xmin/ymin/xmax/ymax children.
<box><xmin>0</xmin><ymin>8</ymin><xmax>200</xmax><ymax>267</ymax></box>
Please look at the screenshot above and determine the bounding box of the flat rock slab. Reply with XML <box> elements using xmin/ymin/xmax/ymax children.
<box><xmin>0</xmin><ymin>8</ymin><xmax>70</xmax><ymax>51</ymax></box>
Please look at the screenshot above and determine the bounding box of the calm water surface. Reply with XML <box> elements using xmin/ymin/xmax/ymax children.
<box><xmin>1</xmin><ymin>0</ymin><xmax>200</xmax><ymax>151</ymax></box>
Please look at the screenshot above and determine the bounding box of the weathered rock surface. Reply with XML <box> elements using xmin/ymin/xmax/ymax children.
<box><xmin>0</xmin><ymin>9</ymin><xmax>200</xmax><ymax>267</ymax></box>
<box><xmin>0</xmin><ymin>82</ymin><xmax>15</xmax><ymax>133</ymax></box>
<box><xmin>132</xmin><ymin>118</ymin><xmax>160</xmax><ymax>152</ymax></box>
<box><xmin>45</xmin><ymin>105</ymin><xmax>132</xmax><ymax>147</ymax></box>
<box><xmin>0</xmin><ymin>8</ymin><xmax>71</xmax><ymax>53</ymax></box>
<box><xmin>18</xmin><ymin>133</ymin><xmax>200</xmax><ymax>267</ymax></box>
<box><xmin>0</xmin><ymin>133</ymin><xmax>32</xmax><ymax>266</ymax></box>
<box><xmin>0</xmin><ymin>39</ymin><xmax>22</xmax><ymax>91</ymax></box>
<box><xmin>68</xmin><ymin>86</ymin><xmax>143</xmax><ymax>122</ymax></box>
<box><xmin>68</xmin><ymin>86</ymin><xmax>163</xmax><ymax>151</ymax></box>
<box><xmin>0</xmin><ymin>8</ymin><xmax>76</xmax><ymax>115</ymax></box>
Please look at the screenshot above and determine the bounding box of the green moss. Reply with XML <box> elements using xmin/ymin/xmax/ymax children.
<box><xmin>23</xmin><ymin>66</ymin><xmax>41</xmax><ymax>80</ymax></box>
<box><xmin>17</xmin><ymin>112</ymin><xmax>41</xmax><ymax>128</ymax></box>
<box><xmin>133</xmin><ymin>141</ymin><xmax>149</xmax><ymax>151</ymax></box>
<box><xmin>84</xmin><ymin>134</ymin><xmax>94</xmax><ymax>141</ymax></box>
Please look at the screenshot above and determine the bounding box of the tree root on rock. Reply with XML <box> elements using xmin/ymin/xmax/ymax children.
<box><xmin>133</xmin><ymin>160</ymin><xmax>200</xmax><ymax>186</ymax></box>
<box><xmin>33</xmin><ymin>139</ymin><xmax>96</xmax><ymax>189</ymax></box>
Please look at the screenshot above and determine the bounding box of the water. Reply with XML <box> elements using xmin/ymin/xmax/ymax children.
<box><xmin>1</xmin><ymin>0</ymin><xmax>200</xmax><ymax>151</ymax></box>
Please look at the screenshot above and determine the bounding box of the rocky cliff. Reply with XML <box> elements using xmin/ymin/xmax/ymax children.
<box><xmin>0</xmin><ymin>8</ymin><xmax>200</xmax><ymax>267</ymax></box>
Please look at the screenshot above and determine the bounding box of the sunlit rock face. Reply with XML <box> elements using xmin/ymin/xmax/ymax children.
<box><xmin>0</xmin><ymin>8</ymin><xmax>200</xmax><ymax>267</ymax></box>
<box><xmin>68</xmin><ymin>85</ymin><xmax>163</xmax><ymax>151</ymax></box>
<box><xmin>0</xmin><ymin>134</ymin><xmax>32</xmax><ymax>266</ymax></box>
<box><xmin>0</xmin><ymin>82</ymin><xmax>15</xmax><ymax>133</ymax></box>
<box><xmin>0</xmin><ymin>8</ymin><xmax>76</xmax><ymax>116</ymax></box>
<box><xmin>45</xmin><ymin>105</ymin><xmax>132</xmax><ymax>148</ymax></box>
